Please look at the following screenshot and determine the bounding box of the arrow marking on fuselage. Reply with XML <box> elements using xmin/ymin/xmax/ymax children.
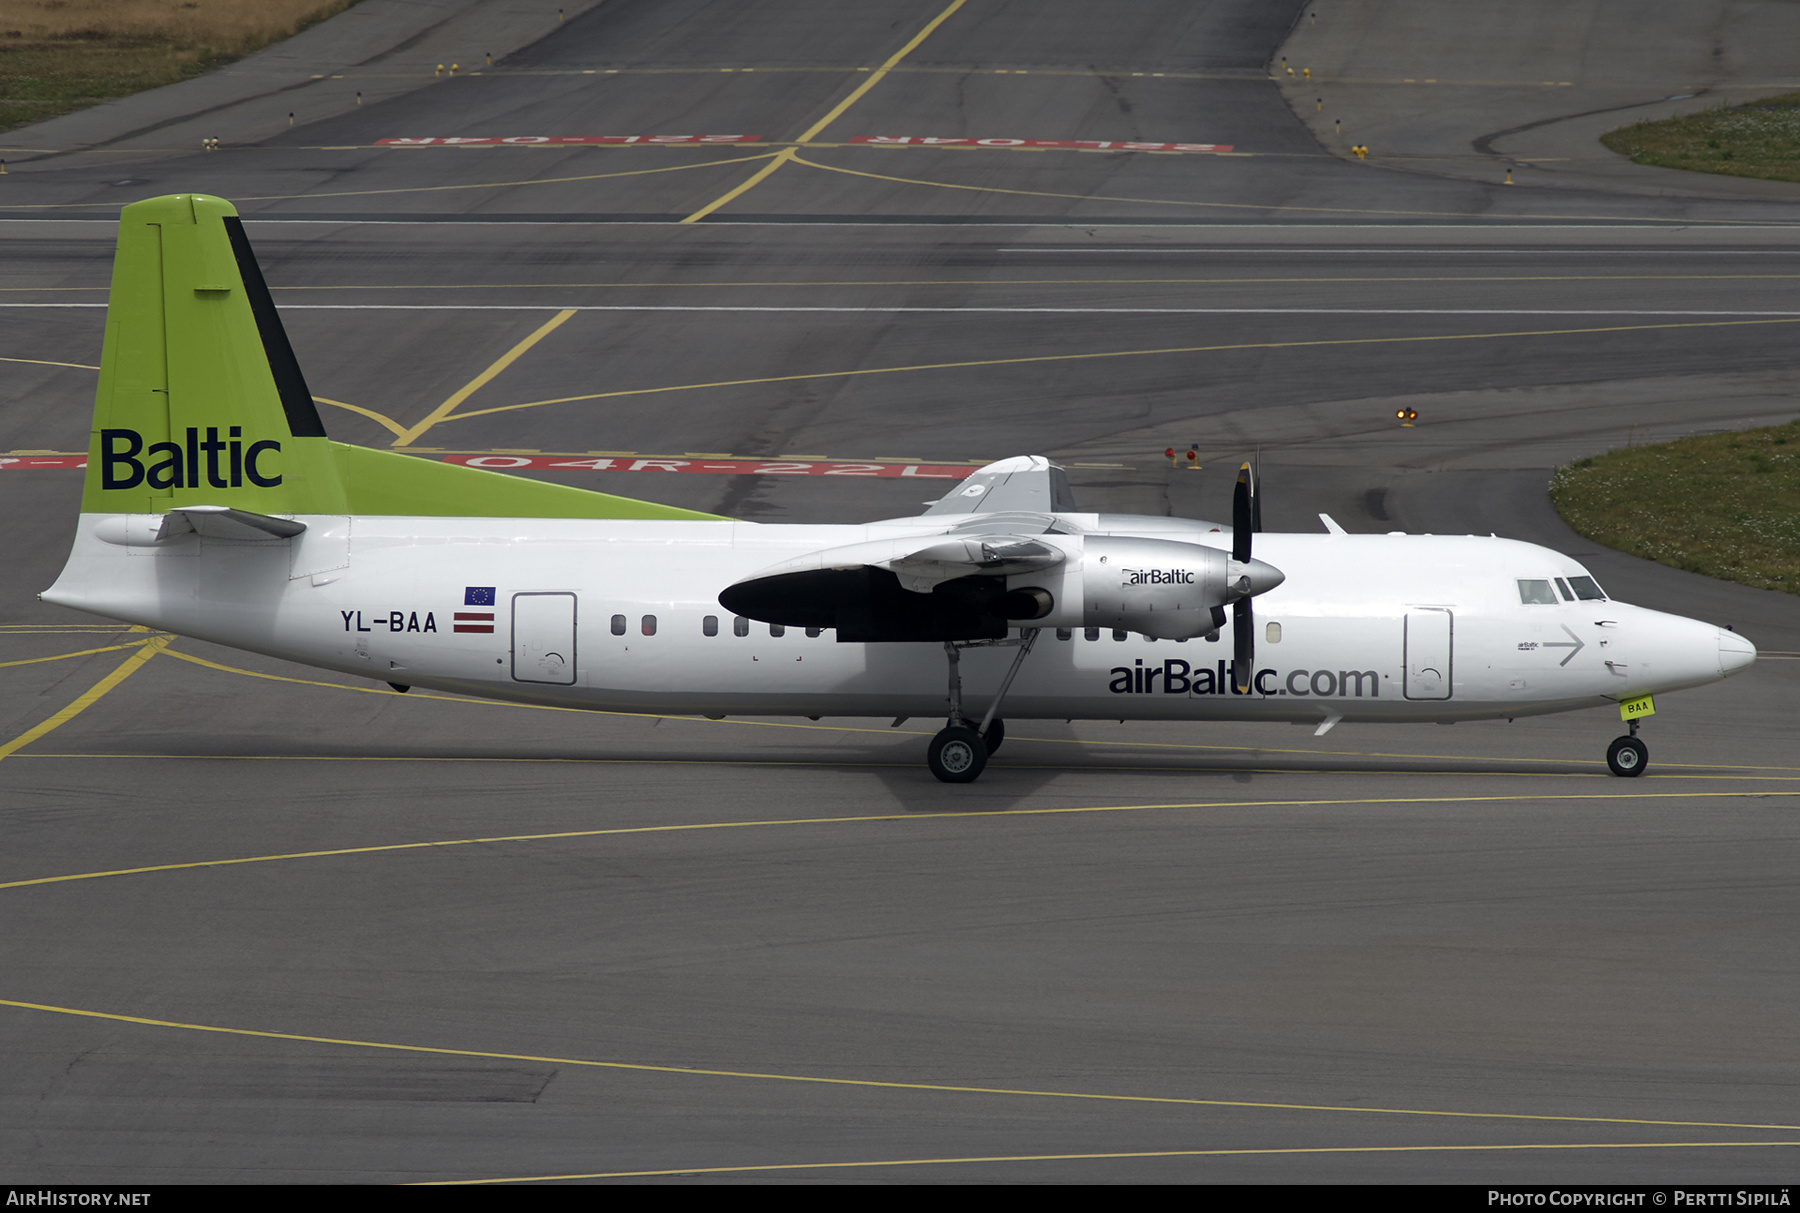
<box><xmin>1542</xmin><ymin>624</ymin><xmax>1586</xmax><ymax>667</ymax></box>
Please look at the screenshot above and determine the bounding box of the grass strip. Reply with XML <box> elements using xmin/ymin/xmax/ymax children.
<box><xmin>0</xmin><ymin>0</ymin><xmax>356</xmax><ymax>136</ymax></box>
<box><xmin>1550</xmin><ymin>417</ymin><xmax>1800</xmax><ymax>594</ymax></box>
<box><xmin>1601</xmin><ymin>92</ymin><xmax>1800</xmax><ymax>185</ymax></box>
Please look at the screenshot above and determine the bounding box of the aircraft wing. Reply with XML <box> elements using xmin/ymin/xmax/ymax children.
<box><xmin>720</xmin><ymin>457</ymin><xmax>1082</xmax><ymax>640</ymax></box>
<box><xmin>730</xmin><ymin>529</ymin><xmax>1066</xmax><ymax>594</ymax></box>
<box><xmin>924</xmin><ymin>456</ymin><xmax>1076</xmax><ymax>516</ymax></box>
<box><xmin>718</xmin><ymin>520</ymin><xmax>1068</xmax><ymax>641</ymax></box>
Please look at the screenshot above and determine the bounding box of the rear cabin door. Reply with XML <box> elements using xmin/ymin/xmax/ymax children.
<box><xmin>1404</xmin><ymin>608</ymin><xmax>1453</xmax><ymax>700</ymax></box>
<box><xmin>512</xmin><ymin>592</ymin><xmax>577</xmax><ymax>685</ymax></box>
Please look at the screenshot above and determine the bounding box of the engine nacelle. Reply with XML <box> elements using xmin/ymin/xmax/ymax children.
<box><xmin>1008</xmin><ymin>534</ymin><xmax>1236</xmax><ymax>639</ymax></box>
<box><xmin>1079</xmin><ymin>535</ymin><xmax>1234</xmax><ymax>638</ymax></box>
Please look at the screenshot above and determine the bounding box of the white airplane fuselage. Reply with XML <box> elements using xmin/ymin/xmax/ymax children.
<box><xmin>45</xmin><ymin>512</ymin><xmax>1754</xmax><ymax>726</ymax></box>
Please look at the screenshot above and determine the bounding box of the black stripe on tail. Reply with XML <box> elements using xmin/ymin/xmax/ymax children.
<box><xmin>221</xmin><ymin>216</ymin><xmax>327</xmax><ymax>439</ymax></box>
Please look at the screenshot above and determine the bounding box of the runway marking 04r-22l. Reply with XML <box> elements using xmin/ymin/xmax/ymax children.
<box><xmin>2</xmin><ymin>454</ymin><xmax>974</xmax><ymax>478</ymax></box>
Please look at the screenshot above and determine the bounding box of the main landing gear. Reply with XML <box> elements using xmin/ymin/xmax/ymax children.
<box><xmin>927</xmin><ymin>631</ymin><xmax>1036</xmax><ymax>783</ymax></box>
<box><xmin>1606</xmin><ymin>719</ymin><xmax>1648</xmax><ymax>777</ymax></box>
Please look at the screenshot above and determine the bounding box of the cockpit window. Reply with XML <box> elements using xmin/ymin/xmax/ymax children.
<box><xmin>1517</xmin><ymin>579</ymin><xmax>1558</xmax><ymax>605</ymax></box>
<box><xmin>1554</xmin><ymin>577</ymin><xmax>1574</xmax><ymax>601</ymax></box>
<box><xmin>1567</xmin><ymin>575</ymin><xmax>1607</xmax><ymax>601</ymax></box>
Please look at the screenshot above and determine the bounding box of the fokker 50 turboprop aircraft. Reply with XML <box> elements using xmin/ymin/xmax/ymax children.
<box><xmin>45</xmin><ymin>195</ymin><xmax>1758</xmax><ymax>781</ymax></box>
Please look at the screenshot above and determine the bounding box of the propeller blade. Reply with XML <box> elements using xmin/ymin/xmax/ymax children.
<box><xmin>1251</xmin><ymin>463</ymin><xmax>1263</xmax><ymax>533</ymax></box>
<box><xmin>1233</xmin><ymin>597</ymin><xmax>1253</xmax><ymax>693</ymax></box>
<box><xmin>1232</xmin><ymin>463</ymin><xmax>1254</xmax><ymax>564</ymax></box>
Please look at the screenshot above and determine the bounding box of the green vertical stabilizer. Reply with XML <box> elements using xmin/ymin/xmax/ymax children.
<box><xmin>83</xmin><ymin>194</ymin><xmax>723</xmax><ymax>521</ymax></box>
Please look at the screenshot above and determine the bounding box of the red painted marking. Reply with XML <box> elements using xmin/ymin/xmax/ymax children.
<box><xmin>0</xmin><ymin>452</ymin><xmax>971</xmax><ymax>479</ymax></box>
<box><xmin>453</xmin><ymin>612</ymin><xmax>495</xmax><ymax>622</ymax></box>
<box><xmin>376</xmin><ymin>135</ymin><xmax>760</xmax><ymax>146</ymax></box>
<box><xmin>453</xmin><ymin>624</ymin><xmax>495</xmax><ymax>634</ymax></box>
<box><xmin>851</xmin><ymin>136</ymin><xmax>1232</xmax><ymax>153</ymax></box>
<box><xmin>442</xmin><ymin>455</ymin><xmax>968</xmax><ymax>478</ymax></box>
<box><xmin>0</xmin><ymin>452</ymin><xmax>971</xmax><ymax>482</ymax></box>
<box><xmin>0</xmin><ymin>456</ymin><xmax>86</xmax><ymax>469</ymax></box>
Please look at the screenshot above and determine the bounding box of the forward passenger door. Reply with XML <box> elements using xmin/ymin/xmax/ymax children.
<box><xmin>1404</xmin><ymin>609</ymin><xmax>1453</xmax><ymax>700</ymax></box>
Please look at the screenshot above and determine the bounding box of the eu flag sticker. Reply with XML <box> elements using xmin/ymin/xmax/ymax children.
<box><xmin>464</xmin><ymin>587</ymin><xmax>496</xmax><ymax>607</ymax></box>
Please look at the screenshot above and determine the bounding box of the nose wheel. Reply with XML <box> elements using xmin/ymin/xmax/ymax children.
<box><xmin>1607</xmin><ymin>729</ymin><xmax>1648</xmax><ymax>777</ymax></box>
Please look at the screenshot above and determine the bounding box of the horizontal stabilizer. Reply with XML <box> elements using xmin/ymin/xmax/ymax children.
<box><xmin>158</xmin><ymin>505</ymin><xmax>306</xmax><ymax>542</ymax></box>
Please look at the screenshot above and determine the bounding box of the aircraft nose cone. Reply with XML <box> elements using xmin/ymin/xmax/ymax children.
<box><xmin>1718</xmin><ymin>627</ymin><xmax>1757</xmax><ymax>677</ymax></box>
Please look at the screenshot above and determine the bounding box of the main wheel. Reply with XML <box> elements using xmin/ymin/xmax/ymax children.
<box><xmin>981</xmin><ymin>717</ymin><xmax>1005</xmax><ymax>756</ymax></box>
<box><xmin>928</xmin><ymin>725</ymin><xmax>988</xmax><ymax>783</ymax></box>
<box><xmin>1606</xmin><ymin>735</ymin><xmax>1648</xmax><ymax>777</ymax></box>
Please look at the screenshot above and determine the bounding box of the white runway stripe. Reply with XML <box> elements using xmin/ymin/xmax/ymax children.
<box><xmin>4</xmin><ymin>303</ymin><xmax>1800</xmax><ymax>316</ymax></box>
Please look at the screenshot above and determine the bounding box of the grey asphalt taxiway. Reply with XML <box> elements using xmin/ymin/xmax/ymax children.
<box><xmin>2</xmin><ymin>0</ymin><xmax>1798</xmax><ymax>1185</ymax></box>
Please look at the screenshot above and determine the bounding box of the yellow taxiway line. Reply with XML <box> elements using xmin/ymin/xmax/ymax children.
<box><xmin>680</xmin><ymin>146</ymin><xmax>797</xmax><ymax>223</ymax></box>
<box><xmin>0</xmin><ymin>993</ymin><xmax>1793</xmax><ymax>1134</ymax></box>
<box><xmin>8</xmin><ymin>789</ymin><xmax>1800</xmax><ymax>893</ymax></box>
<box><xmin>787</xmin><ymin>151</ymin><xmax>1800</xmax><ymax>227</ymax></box>
<box><xmin>0</xmin><ymin>636</ymin><xmax>166</xmax><ymax>763</ymax></box>
<box><xmin>792</xmin><ymin>0</ymin><xmax>969</xmax><ymax>145</ymax></box>
<box><xmin>0</xmin><ymin>152</ymin><xmax>778</xmax><ymax>211</ymax></box>
<box><xmin>392</xmin><ymin>308</ymin><xmax>576</xmax><ymax>446</ymax></box>
<box><xmin>436</xmin><ymin>1139</ymin><xmax>1800</xmax><ymax>1184</ymax></box>
<box><xmin>311</xmin><ymin>394</ymin><xmax>408</xmax><ymax>438</ymax></box>
<box><xmin>679</xmin><ymin>0</ymin><xmax>967</xmax><ymax>222</ymax></box>
<box><xmin>0</xmin><ymin>642</ymin><xmax>151</xmax><ymax>669</ymax></box>
<box><xmin>440</xmin><ymin>315</ymin><xmax>1800</xmax><ymax>425</ymax></box>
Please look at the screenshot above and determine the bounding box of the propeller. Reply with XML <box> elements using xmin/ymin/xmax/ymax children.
<box><xmin>1227</xmin><ymin>461</ymin><xmax>1285</xmax><ymax>693</ymax></box>
<box><xmin>1232</xmin><ymin>463</ymin><xmax>1256</xmax><ymax>692</ymax></box>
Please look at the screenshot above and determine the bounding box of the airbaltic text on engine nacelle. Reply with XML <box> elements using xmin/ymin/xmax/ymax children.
<box><xmin>1069</xmin><ymin>535</ymin><xmax>1235</xmax><ymax>640</ymax></box>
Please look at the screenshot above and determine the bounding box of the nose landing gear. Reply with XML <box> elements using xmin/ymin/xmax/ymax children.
<box><xmin>928</xmin><ymin>631</ymin><xmax>1036</xmax><ymax>783</ymax></box>
<box><xmin>1606</xmin><ymin>719</ymin><xmax>1648</xmax><ymax>777</ymax></box>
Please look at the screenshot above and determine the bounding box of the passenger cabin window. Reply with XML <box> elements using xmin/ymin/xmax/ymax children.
<box><xmin>1084</xmin><ymin>627</ymin><xmax>1099</xmax><ymax>642</ymax></box>
<box><xmin>611</xmin><ymin>614</ymin><xmax>626</xmax><ymax>636</ymax></box>
<box><xmin>734</xmin><ymin>616</ymin><xmax>750</xmax><ymax>637</ymax></box>
<box><xmin>1568</xmin><ymin>576</ymin><xmax>1607</xmax><ymax>601</ymax></box>
<box><xmin>1056</xmin><ymin>628</ymin><xmax>1072</xmax><ymax>641</ymax></box>
<box><xmin>805</xmin><ymin>627</ymin><xmax>822</xmax><ymax>638</ymax></box>
<box><xmin>1113</xmin><ymin>629</ymin><xmax>1128</xmax><ymax>641</ymax></box>
<box><xmin>1517</xmin><ymin>579</ymin><xmax>1558</xmax><ymax>605</ymax></box>
<box><xmin>641</xmin><ymin>615</ymin><xmax>657</xmax><ymax>636</ymax></box>
<box><xmin>703</xmin><ymin>615</ymin><xmax>718</xmax><ymax>636</ymax></box>
<box><xmin>1266</xmin><ymin>621</ymin><xmax>1282</xmax><ymax>643</ymax></box>
<box><xmin>770</xmin><ymin>624</ymin><xmax>785</xmax><ymax>637</ymax></box>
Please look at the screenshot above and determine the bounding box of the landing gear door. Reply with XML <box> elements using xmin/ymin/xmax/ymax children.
<box><xmin>512</xmin><ymin>592</ymin><xmax>577</xmax><ymax>685</ymax></box>
<box><xmin>1404</xmin><ymin>609</ymin><xmax>1453</xmax><ymax>700</ymax></box>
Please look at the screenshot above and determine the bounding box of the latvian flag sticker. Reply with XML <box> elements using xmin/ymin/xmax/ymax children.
<box><xmin>457</xmin><ymin>586</ymin><xmax>496</xmax><ymax>633</ymax></box>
